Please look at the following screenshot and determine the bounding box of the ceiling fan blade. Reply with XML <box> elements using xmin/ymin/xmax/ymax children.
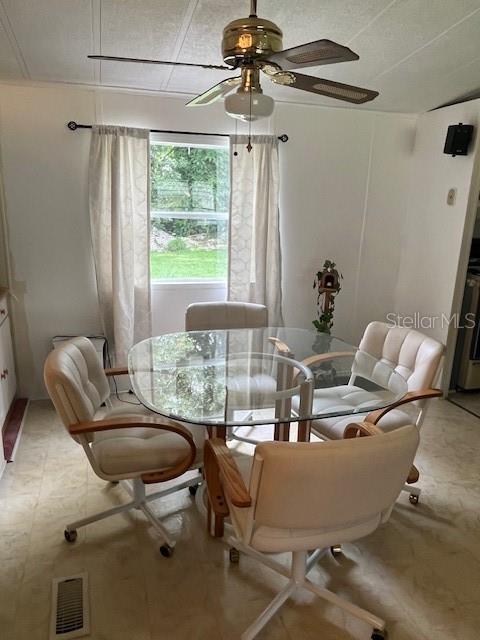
<box><xmin>272</xmin><ymin>72</ymin><xmax>378</xmax><ymax>104</ymax></box>
<box><xmin>264</xmin><ymin>39</ymin><xmax>359</xmax><ymax>70</ymax></box>
<box><xmin>88</xmin><ymin>55</ymin><xmax>230</xmax><ymax>71</ymax></box>
<box><xmin>186</xmin><ymin>77</ymin><xmax>242</xmax><ymax>107</ymax></box>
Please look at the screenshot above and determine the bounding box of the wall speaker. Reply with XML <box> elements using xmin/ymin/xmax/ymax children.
<box><xmin>444</xmin><ymin>123</ymin><xmax>474</xmax><ymax>157</ymax></box>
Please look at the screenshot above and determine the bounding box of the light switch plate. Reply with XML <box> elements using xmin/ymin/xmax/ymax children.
<box><xmin>447</xmin><ymin>188</ymin><xmax>457</xmax><ymax>205</ymax></box>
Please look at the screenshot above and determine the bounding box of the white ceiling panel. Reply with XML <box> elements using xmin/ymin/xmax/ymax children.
<box><xmin>100</xmin><ymin>0</ymin><xmax>191</xmax><ymax>59</ymax></box>
<box><xmin>1</xmin><ymin>0</ymin><xmax>94</xmax><ymax>82</ymax></box>
<box><xmin>346</xmin><ymin>0</ymin><xmax>480</xmax><ymax>84</ymax></box>
<box><xmin>370</xmin><ymin>9</ymin><xmax>480</xmax><ymax>112</ymax></box>
<box><xmin>256</xmin><ymin>0</ymin><xmax>393</xmax><ymax>48</ymax></box>
<box><xmin>99</xmin><ymin>0</ymin><xmax>192</xmax><ymax>90</ymax></box>
<box><xmin>98</xmin><ymin>60</ymin><xmax>172</xmax><ymax>91</ymax></box>
<box><xmin>0</xmin><ymin>0</ymin><xmax>479</xmax><ymax>113</ymax></box>
<box><xmin>0</xmin><ymin>20</ymin><xmax>24</xmax><ymax>78</ymax></box>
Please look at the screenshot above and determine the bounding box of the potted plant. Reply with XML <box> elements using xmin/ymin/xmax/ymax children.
<box><xmin>311</xmin><ymin>261</ymin><xmax>343</xmax><ymax>383</ymax></box>
<box><xmin>312</xmin><ymin>259</ymin><xmax>342</xmax><ymax>334</ymax></box>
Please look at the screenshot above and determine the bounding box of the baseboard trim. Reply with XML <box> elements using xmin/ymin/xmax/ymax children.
<box><xmin>2</xmin><ymin>398</ymin><xmax>29</xmax><ymax>462</ymax></box>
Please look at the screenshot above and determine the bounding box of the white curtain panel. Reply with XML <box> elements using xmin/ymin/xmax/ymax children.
<box><xmin>89</xmin><ymin>125</ymin><xmax>151</xmax><ymax>364</ymax></box>
<box><xmin>229</xmin><ymin>135</ymin><xmax>284</xmax><ymax>326</ymax></box>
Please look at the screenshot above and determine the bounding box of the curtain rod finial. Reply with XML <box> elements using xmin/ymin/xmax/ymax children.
<box><xmin>67</xmin><ymin>121</ymin><xmax>78</xmax><ymax>130</ymax></box>
<box><xmin>278</xmin><ymin>134</ymin><xmax>288</xmax><ymax>142</ymax></box>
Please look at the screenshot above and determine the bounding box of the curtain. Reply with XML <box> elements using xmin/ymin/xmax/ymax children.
<box><xmin>228</xmin><ymin>135</ymin><xmax>284</xmax><ymax>326</ymax></box>
<box><xmin>89</xmin><ymin>125</ymin><xmax>151</xmax><ymax>364</ymax></box>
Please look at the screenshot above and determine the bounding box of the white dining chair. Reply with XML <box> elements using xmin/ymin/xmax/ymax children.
<box><xmin>205</xmin><ymin>422</ymin><xmax>419</xmax><ymax>640</ymax></box>
<box><xmin>185</xmin><ymin>301</ymin><xmax>278</xmax><ymax>442</ymax></box>
<box><xmin>44</xmin><ymin>336</ymin><xmax>204</xmax><ymax>556</ymax></box>
<box><xmin>293</xmin><ymin>321</ymin><xmax>443</xmax><ymax>503</ymax></box>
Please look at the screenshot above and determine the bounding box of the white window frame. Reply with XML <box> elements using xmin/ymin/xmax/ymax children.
<box><xmin>150</xmin><ymin>133</ymin><xmax>230</xmax><ymax>286</ymax></box>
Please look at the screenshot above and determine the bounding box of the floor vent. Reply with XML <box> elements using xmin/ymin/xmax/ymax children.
<box><xmin>50</xmin><ymin>573</ymin><xmax>90</xmax><ymax>639</ymax></box>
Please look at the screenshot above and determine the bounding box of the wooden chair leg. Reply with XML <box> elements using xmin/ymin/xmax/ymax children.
<box><xmin>274</xmin><ymin>422</ymin><xmax>291</xmax><ymax>441</ymax></box>
<box><xmin>298</xmin><ymin>419</ymin><xmax>311</xmax><ymax>442</ymax></box>
<box><xmin>214</xmin><ymin>512</ymin><xmax>225</xmax><ymax>538</ymax></box>
<box><xmin>204</xmin><ymin>438</ymin><xmax>229</xmax><ymax>537</ymax></box>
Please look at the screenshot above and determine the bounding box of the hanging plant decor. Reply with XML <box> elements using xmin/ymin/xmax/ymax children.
<box><xmin>312</xmin><ymin>259</ymin><xmax>343</xmax><ymax>334</ymax></box>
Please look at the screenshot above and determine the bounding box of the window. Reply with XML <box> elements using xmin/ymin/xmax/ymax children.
<box><xmin>150</xmin><ymin>134</ymin><xmax>230</xmax><ymax>282</ymax></box>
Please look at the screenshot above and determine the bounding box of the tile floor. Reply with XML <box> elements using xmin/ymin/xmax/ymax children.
<box><xmin>448</xmin><ymin>391</ymin><xmax>480</xmax><ymax>418</ymax></box>
<box><xmin>0</xmin><ymin>399</ymin><xmax>479</xmax><ymax>640</ymax></box>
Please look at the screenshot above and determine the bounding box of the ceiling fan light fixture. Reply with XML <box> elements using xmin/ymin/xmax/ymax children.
<box><xmin>225</xmin><ymin>90</ymin><xmax>274</xmax><ymax>121</ymax></box>
<box><xmin>91</xmin><ymin>2</ymin><xmax>379</xmax><ymax>112</ymax></box>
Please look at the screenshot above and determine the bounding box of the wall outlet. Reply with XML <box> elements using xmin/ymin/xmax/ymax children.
<box><xmin>447</xmin><ymin>188</ymin><xmax>457</xmax><ymax>205</ymax></box>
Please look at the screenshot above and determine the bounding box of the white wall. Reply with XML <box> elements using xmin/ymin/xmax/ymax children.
<box><xmin>393</xmin><ymin>100</ymin><xmax>480</xmax><ymax>389</ymax></box>
<box><xmin>0</xmin><ymin>83</ymin><xmax>416</xmax><ymax>398</ymax></box>
<box><xmin>151</xmin><ymin>282</ymin><xmax>226</xmax><ymax>336</ymax></box>
<box><xmin>275</xmin><ymin>102</ymin><xmax>416</xmax><ymax>344</ymax></box>
<box><xmin>0</xmin><ymin>85</ymin><xmax>101</xmax><ymax>398</ymax></box>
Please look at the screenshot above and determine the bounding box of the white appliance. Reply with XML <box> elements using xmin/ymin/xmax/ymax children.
<box><xmin>457</xmin><ymin>273</ymin><xmax>480</xmax><ymax>390</ymax></box>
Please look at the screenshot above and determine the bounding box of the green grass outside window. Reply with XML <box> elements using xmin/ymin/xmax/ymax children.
<box><xmin>150</xmin><ymin>248</ymin><xmax>228</xmax><ymax>280</ymax></box>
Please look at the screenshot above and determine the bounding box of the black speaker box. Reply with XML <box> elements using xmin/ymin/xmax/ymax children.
<box><xmin>444</xmin><ymin>123</ymin><xmax>474</xmax><ymax>157</ymax></box>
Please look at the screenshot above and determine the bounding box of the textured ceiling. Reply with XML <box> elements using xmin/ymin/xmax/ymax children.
<box><xmin>0</xmin><ymin>0</ymin><xmax>480</xmax><ymax>113</ymax></box>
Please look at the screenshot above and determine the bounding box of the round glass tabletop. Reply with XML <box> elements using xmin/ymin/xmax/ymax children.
<box><xmin>128</xmin><ymin>327</ymin><xmax>408</xmax><ymax>428</ymax></box>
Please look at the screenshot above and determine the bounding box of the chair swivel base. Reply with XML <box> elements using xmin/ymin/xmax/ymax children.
<box><xmin>227</xmin><ymin>538</ymin><xmax>387</xmax><ymax>640</ymax></box>
<box><xmin>64</xmin><ymin>474</ymin><xmax>202</xmax><ymax>556</ymax></box>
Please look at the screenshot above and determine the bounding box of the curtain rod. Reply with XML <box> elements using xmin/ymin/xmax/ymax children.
<box><xmin>67</xmin><ymin>121</ymin><xmax>288</xmax><ymax>142</ymax></box>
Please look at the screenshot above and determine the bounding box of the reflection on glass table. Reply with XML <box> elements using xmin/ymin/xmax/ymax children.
<box><xmin>128</xmin><ymin>328</ymin><xmax>408</xmax><ymax>442</ymax></box>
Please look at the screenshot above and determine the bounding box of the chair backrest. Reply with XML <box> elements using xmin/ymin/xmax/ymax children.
<box><xmin>185</xmin><ymin>301</ymin><xmax>268</xmax><ymax>331</ymax></box>
<box><xmin>353</xmin><ymin>321</ymin><xmax>444</xmax><ymax>393</ymax></box>
<box><xmin>248</xmin><ymin>425</ymin><xmax>419</xmax><ymax>532</ymax></box>
<box><xmin>44</xmin><ymin>337</ymin><xmax>110</xmax><ymax>431</ymax></box>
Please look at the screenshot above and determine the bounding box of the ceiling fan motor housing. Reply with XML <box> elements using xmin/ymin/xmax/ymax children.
<box><xmin>222</xmin><ymin>16</ymin><xmax>283</xmax><ymax>67</ymax></box>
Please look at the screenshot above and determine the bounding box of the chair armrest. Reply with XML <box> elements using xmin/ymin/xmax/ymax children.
<box><xmin>268</xmin><ymin>337</ymin><xmax>293</xmax><ymax>356</ymax></box>
<box><xmin>365</xmin><ymin>388</ymin><xmax>442</xmax><ymax>425</ymax></box>
<box><xmin>104</xmin><ymin>366</ymin><xmax>129</xmax><ymax>377</ymax></box>
<box><xmin>204</xmin><ymin>438</ymin><xmax>251</xmax><ymax>508</ymax></box>
<box><xmin>343</xmin><ymin>420</ymin><xmax>419</xmax><ymax>484</ymax></box>
<box><xmin>69</xmin><ymin>416</ymin><xmax>196</xmax><ymax>484</ymax></box>
<box><xmin>343</xmin><ymin>420</ymin><xmax>384</xmax><ymax>438</ymax></box>
<box><xmin>301</xmin><ymin>351</ymin><xmax>356</xmax><ymax>370</ymax></box>
<box><xmin>268</xmin><ymin>337</ymin><xmax>354</xmax><ymax>384</ymax></box>
<box><xmin>406</xmin><ymin>465</ymin><xmax>419</xmax><ymax>485</ymax></box>
<box><xmin>292</xmin><ymin>351</ymin><xmax>355</xmax><ymax>384</ymax></box>
<box><xmin>269</xmin><ymin>338</ymin><xmax>355</xmax><ymax>369</ymax></box>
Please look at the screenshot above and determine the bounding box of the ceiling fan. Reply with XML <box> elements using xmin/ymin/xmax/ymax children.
<box><xmin>89</xmin><ymin>0</ymin><xmax>379</xmax><ymax>121</ymax></box>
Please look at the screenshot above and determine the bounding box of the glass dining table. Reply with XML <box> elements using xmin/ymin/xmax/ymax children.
<box><xmin>128</xmin><ymin>327</ymin><xmax>408</xmax><ymax>442</ymax></box>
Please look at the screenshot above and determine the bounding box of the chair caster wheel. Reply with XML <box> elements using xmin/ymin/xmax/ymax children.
<box><xmin>189</xmin><ymin>485</ymin><xmax>198</xmax><ymax>496</ymax></box>
<box><xmin>64</xmin><ymin>529</ymin><xmax>77</xmax><ymax>543</ymax></box>
<box><xmin>409</xmin><ymin>493</ymin><xmax>419</xmax><ymax>505</ymax></box>
<box><xmin>330</xmin><ymin>545</ymin><xmax>342</xmax><ymax>558</ymax></box>
<box><xmin>229</xmin><ymin>547</ymin><xmax>240</xmax><ymax>564</ymax></box>
<box><xmin>371</xmin><ymin>629</ymin><xmax>386</xmax><ymax>639</ymax></box>
<box><xmin>160</xmin><ymin>544</ymin><xmax>174</xmax><ymax>558</ymax></box>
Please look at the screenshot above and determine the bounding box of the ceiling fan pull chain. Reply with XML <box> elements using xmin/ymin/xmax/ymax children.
<box><xmin>233</xmin><ymin>120</ymin><xmax>239</xmax><ymax>156</ymax></box>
